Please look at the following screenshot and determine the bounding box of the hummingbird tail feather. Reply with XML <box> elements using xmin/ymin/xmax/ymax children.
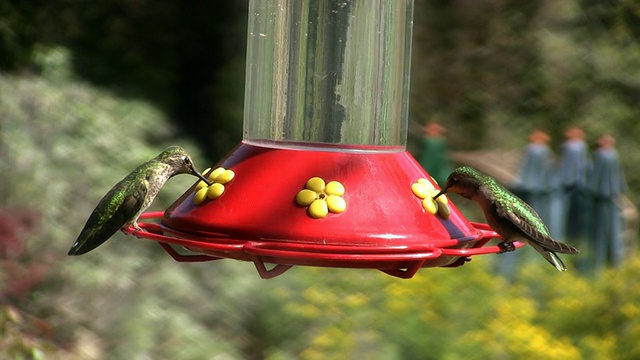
<box><xmin>528</xmin><ymin>242</ymin><xmax>567</xmax><ymax>271</ymax></box>
<box><xmin>546</xmin><ymin>252</ymin><xmax>567</xmax><ymax>272</ymax></box>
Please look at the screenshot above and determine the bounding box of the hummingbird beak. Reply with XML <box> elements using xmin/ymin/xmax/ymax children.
<box><xmin>197</xmin><ymin>172</ymin><xmax>211</xmax><ymax>186</ymax></box>
<box><xmin>433</xmin><ymin>189</ymin><xmax>447</xmax><ymax>200</ymax></box>
<box><xmin>191</xmin><ymin>166</ymin><xmax>212</xmax><ymax>186</ymax></box>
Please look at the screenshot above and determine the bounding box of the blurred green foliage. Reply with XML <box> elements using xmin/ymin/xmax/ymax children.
<box><xmin>0</xmin><ymin>51</ymin><xmax>253</xmax><ymax>358</ymax></box>
<box><xmin>1</xmin><ymin>0</ymin><xmax>640</xmax><ymax>359</ymax></box>
<box><xmin>0</xmin><ymin>0</ymin><xmax>247</xmax><ymax>161</ymax></box>
<box><xmin>412</xmin><ymin>0</ymin><xmax>640</xmax><ymax>145</ymax></box>
<box><xmin>409</xmin><ymin>0</ymin><xmax>640</xmax><ymax>202</ymax></box>
<box><xmin>259</xmin><ymin>256</ymin><xmax>640</xmax><ymax>360</ymax></box>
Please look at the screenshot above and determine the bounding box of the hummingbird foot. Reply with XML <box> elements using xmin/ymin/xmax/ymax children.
<box><xmin>497</xmin><ymin>241</ymin><xmax>516</xmax><ymax>253</ymax></box>
<box><xmin>132</xmin><ymin>223</ymin><xmax>144</xmax><ymax>237</ymax></box>
<box><xmin>121</xmin><ymin>222</ymin><xmax>144</xmax><ymax>237</ymax></box>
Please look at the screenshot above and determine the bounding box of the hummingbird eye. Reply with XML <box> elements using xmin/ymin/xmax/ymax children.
<box><xmin>182</xmin><ymin>156</ymin><xmax>191</xmax><ymax>166</ymax></box>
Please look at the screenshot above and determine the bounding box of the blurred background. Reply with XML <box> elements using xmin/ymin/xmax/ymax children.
<box><xmin>2</xmin><ymin>0</ymin><xmax>640</xmax><ymax>359</ymax></box>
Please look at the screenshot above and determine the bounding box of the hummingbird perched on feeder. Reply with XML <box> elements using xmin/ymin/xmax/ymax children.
<box><xmin>67</xmin><ymin>146</ymin><xmax>210</xmax><ymax>256</ymax></box>
<box><xmin>434</xmin><ymin>166</ymin><xmax>579</xmax><ymax>271</ymax></box>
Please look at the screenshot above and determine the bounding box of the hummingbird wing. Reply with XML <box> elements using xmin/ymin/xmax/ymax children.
<box><xmin>496</xmin><ymin>201</ymin><xmax>579</xmax><ymax>254</ymax></box>
<box><xmin>68</xmin><ymin>176</ymin><xmax>148</xmax><ymax>255</ymax></box>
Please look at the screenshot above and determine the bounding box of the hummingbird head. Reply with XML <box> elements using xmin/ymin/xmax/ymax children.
<box><xmin>434</xmin><ymin>166</ymin><xmax>483</xmax><ymax>200</ymax></box>
<box><xmin>158</xmin><ymin>146</ymin><xmax>211</xmax><ymax>185</ymax></box>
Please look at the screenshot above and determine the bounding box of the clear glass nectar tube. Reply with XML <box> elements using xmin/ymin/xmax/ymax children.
<box><xmin>243</xmin><ymin>0</ymin><xmax>414</xmax><ymax>151</ymax></box>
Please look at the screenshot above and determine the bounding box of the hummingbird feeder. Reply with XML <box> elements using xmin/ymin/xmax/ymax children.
<box><xmin>125</xmin><ymin>0</ymin><xmax>523</xmax><ymax>279</ymax></box>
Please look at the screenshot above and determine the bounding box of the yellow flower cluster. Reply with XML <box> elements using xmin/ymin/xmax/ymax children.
<box><xmin>296</xmin><ymin>177</ymin><xmax>346</xmax><ymax>218</ymax></box>
<box><xmin>192</xmin><ymin>167</ymin><xmax>235</xmax><ymax>205</ymax></box>
<box><xmin>411</xmin><ymin>178</ymin><xmax>450</xmax><ymax>219</ymax></box>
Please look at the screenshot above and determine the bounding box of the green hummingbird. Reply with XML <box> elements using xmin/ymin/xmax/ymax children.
<box><xmin>67</xmin><ymin>146</ymin><xmax>210</xmax><ymax>256</ymax></box>
<box><xmin>434</xmin><ymin>166</ymin><xmax>579</xmax><ymax>271</ymax></box>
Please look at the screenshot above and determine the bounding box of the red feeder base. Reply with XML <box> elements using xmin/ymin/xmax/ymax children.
<box><xmin>124</xmin><ymin>142</ymin><xmax>524</xmax><ymax>279</ymax></box>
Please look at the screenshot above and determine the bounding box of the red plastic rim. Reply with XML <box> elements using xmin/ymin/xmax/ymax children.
<box><xmin>123</xmin><ymin>212</ymin><xmax>524</xmax><ymax>279</ymax></box>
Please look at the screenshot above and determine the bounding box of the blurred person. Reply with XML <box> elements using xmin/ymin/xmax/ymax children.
<box><xmin>512</xmin><ymin>130</ymin><xmax>554</xmax><ymax>225</ymax></box>
<box><xmin>501</xmin><ymin>130</ymin><xmax>555</xmax><ymax>277</ymax></box>
<box><xmin>589</xmin><ymin>134</ymin><xmax>627</xmax><ymax>269</ymax></box>
<box><xmin>417</xmin><ymin>122</ymin><xmax>452</xmax><ymax>186</ymax></box>
<box><xmin>558</xmin><ymin>127</ymin><xmax>591</xmax><ymax>271</ymax></box>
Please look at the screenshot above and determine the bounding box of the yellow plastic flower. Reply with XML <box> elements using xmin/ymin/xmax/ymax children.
<box><xmin>411</xmin><ymin>178</ymin><xmax>450</xmax><ymax>219</ymax></box>
<box><xmin>296</xmin><ymin>177</ymin><xmax>346</xmax><ymax>218</ymax></box>
<box><xmin>192</xmin><ymin>167</ymin><xmax>235</xmax><ymax>205</ymax></box>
